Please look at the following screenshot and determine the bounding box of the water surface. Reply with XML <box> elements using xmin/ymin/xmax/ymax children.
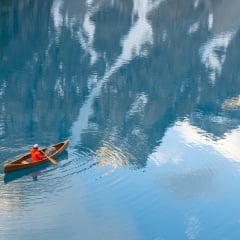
<box><xmin>1</xmin><ymin>0</ymin><xmax>240</xmax><ymax>239</ymax></box>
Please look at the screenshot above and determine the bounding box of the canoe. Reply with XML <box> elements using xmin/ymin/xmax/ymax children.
<box><xmin>3</xmin><ymin>139</ymin><xmax>69</xmax><ymax>174</ymax></box>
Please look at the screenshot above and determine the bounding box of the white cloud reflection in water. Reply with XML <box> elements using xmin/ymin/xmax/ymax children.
<box><xmin>149</xmin><ymin>120</ymin><xmax>240</xmax><ymax>167</ymax></box>
<box><xmin>147</xmin><ymin>119</ymin><xmax>240</xmax><ymax>201</ymax></box>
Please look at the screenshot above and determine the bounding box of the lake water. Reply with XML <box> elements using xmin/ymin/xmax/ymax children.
<box><xmin>1</xmin><ymin>0</ymin><xmax>240</xmax><ymax>239</ymax></box>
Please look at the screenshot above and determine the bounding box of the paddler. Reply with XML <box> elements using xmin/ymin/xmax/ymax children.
<box><xmin>30</xmin><ymin>144</ymin><xmax>46</xmax><ymax>162</ymax></box>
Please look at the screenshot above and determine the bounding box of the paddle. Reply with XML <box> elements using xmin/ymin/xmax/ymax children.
<box><xmin>40</xmin><ymin>150</ymin><xmax>57</xmax><ymax>165</ymax></box>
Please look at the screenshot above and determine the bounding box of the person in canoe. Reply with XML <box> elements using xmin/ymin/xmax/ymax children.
<box><xmin>30</xmin><ymin>144</ymin><xmax>46</xmax><ymax>162</ymax></box>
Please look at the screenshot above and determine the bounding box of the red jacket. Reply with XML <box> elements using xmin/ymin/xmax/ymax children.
<box><xmin>30</xmin><ymin>148</ymin><xmax>45</xmax><ymax>162</ymax></box>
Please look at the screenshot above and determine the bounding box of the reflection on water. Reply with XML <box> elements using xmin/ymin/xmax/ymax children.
<box><xmin>4</xmin><ymin>165</ymin><xmax>45</xmax><ymax>184</ymax></box>
<box><xmin>222</xmin><ymin>95</ymin><xmax>240</xmax><ymax>110</ymax></box>
<box><xmin>185</xmin><ymin>216</ymin><xmax>200</xmax><ymax>240</ymax></box>
<box><xmin>158</xmin><ymin>169</ymin><xmax>217</xmax><ymax>200</ymax></box>
<box><xmin>96</xmin><ymin>142</ymin><xmax>129</xmax><ymax>176</ymax></box>
<box><xmin>149</xmin><ymin>120</ymin><xmax>240</xmax><ymax>165</ymax></box>
<box><xmin>1</xmin><ymin>0</ymin><xmax>240</xmax><ymax>239</ymax></box>
<box><xmin>69</xmin><ymin>0</ymin><xmax>164</xmax><ymax>149</ymax></box>
<box><xmin>200</xmin><ymin>31</ymin><xmax>235</xmax><ymax>83</ymax></box>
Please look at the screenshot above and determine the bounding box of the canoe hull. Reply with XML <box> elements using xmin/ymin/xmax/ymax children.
<box><xmin>3</xmin><ymin>139</ymin><xmax>69</xmax><ymax>174</ymax></box>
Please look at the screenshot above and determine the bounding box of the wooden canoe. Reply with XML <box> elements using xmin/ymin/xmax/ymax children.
<box><xmin>3</xmin><ymin>139</ymin><xmax>69</xmax><ymax>174</ymax></box>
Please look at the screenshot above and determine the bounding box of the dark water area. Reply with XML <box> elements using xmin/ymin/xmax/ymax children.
<box><xmin>1</xmin><ymin>0</ymin><xmax>240</xmax><ymax>239</ymax></box>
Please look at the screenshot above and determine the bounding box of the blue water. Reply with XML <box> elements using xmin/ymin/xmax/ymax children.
<box><xmin>1</xmin><ymin>0</ymin><xmax>240</xmax><ymax>239</ymax></box>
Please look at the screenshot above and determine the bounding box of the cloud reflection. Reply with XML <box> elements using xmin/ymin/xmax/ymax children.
<box><xmin>149</xmin><ymin>119</ymin><xmax>240</xmax><ymax>165</ymax></box>
<box><xmin>147</xmin><ymin>119</ymin><xmax>239</xmax><ymax>200</ymax></box>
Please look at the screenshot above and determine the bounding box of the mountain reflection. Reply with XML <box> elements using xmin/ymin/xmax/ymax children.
<box><xmin>0</xmin><ymin>0</ymin><xmax>240</xmax><ymax>171</ymax></box>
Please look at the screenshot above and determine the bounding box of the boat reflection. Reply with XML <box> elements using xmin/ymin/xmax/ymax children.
<box><xmin>4</xmin><ymin>163</ymin><xmax>50</xmax><ymax>184</ymax></box>
<box><xmin>4</xmin><ymin>151</ymin><xmax>68</xmax><ymax>184</ymax></box>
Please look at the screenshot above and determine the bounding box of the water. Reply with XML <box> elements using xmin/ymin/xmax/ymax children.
<box><xmin>1</xmin><ymin>0</ymin><xmax>240</xmax><ymax>239</ymax></box>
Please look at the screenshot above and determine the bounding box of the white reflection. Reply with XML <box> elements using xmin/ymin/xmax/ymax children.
<box><xmin>185</xmin><ymin>216</ymin><xmax>200</xmax><ymax>240</ymax></box>
<box><xmin>51</xmin><ymin>0</ymin><xmax>64</xmax><ymax>40</ymax></box>
<box><xmin>188</xmin><ymin>22</ymin><xmax>199</xmax><ymax>35</ymax></box>
<box><xmin>179</xmin><ymin>121</ymin><xmax>240</xmax><ymax>162</ymax></box>
<box><xmin>194</xmin><ymin>0</ymin><xmax>199</xmax><ymax>9</ymax></box>
<box><xmin>126</xmin><ymin>93</ymin><xmax>148</xmax><ymax>118</ymax></box>
<box><xmin>51</xmin><ymin>0</ymin><xmax>98</xmax><ymax>65</ymax></box>
<box><xmin>200</xmin><ymin>31</ymin><xmax>234</xmax><ymax>83</ymax></box>
<box><xmin>0</xmin><ymin>81</ymin><xmax>6</xmax><ymax>98</ymax></box>
<box><xmin>76</xmin><ymin>9</ymin><xmax>98</xmax><ymax>65</ymax></box>
<box><xmin>149</xmin><ymin>120</ymin><xmax>240</xmax><ymax>165</ymax></box>
<box><xmin>54</xmin><ymin>77</ymin><xmax>65</xmax><ymax>97</ymax></box>
<box><xmin>83</xmin><ymin>12</ymin><xmax>98</xmax><ymax>64</ymax></box>
<box><xmin>208</xmin><ymin>13</ymin><xmax>213</xmax><ymax>30</ymax></box>
<box><xmin>104</xmin><ymin>0</ymin><xmax>164</xmax><ymax>78</ymax></box>
<box><xmin>199</xmin><ymin>0</ymin><xmax>240</xmax><ymax>83</ymax></box>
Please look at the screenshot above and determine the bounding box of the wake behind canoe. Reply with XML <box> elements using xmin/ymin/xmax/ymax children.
<box><xmin>3</xmin><ymin>139</ymin><xmax>69</xmax><ymax>174</ymax></box>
